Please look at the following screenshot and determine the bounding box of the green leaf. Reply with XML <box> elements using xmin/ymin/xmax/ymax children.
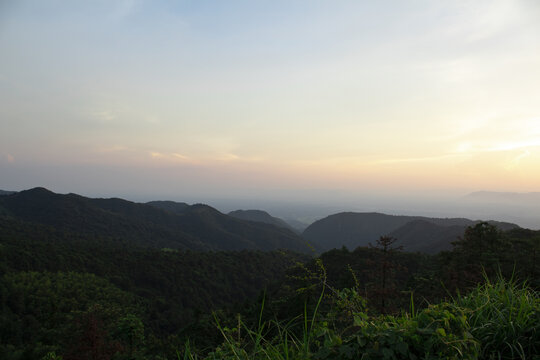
<box><xmin>435</xmin><ymin>327</ymin><xmax>446</xmax><ymax>337</ymax></box>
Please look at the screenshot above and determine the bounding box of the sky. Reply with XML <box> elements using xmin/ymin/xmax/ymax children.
<box><xmin>1</xmin><ymin>0</ymin><xmax>540</xmax><ymax>205</ymax></box>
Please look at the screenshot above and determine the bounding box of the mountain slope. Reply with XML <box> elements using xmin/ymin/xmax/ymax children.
<box><xmin>302</xmin><ymin>213</ymin><xmax>415</xmax><ymax>251</ymax></box>
<box><xmin>0</xmin><ymin>188</ymin><xmax>311</xmax><ymax>252</ymax></box>
<box><xmin>302</xmin><ymin>212</ymin><xmax>519</xmax><ymax>253</ymax></box>
<box><xmin>388</xmin><ymin>220</ymin><xmax>466</xmax><ymax>254</ymax></box>
<box><xmin>228</xmin><ymin>209</ymin><xmax>296</xmax><ymax>232</ymax></box>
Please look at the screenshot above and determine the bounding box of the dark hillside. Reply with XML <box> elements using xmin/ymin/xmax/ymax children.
<box><xmin>303</xmin><ymin>211</ymin><xmax>519</xmax><ymax>252</ymax></box>
<box><xmin>389</xmin><ymin>220</ymin><xmax>466</xmax><ymax>254</ymax></box>
<box><xmin>0</xmin><ymin>188</ymin><xmax>311</xmax><ymax>252</ymax></box>
<box><xmin>0</xmin><ymin>187</ymin><xmax>204</xmax><ymax>249</ymax></box>
<box><xmin>302</xmin><ymin>212</ymin><xmax>419</xmax><ymax>251</ymax></box>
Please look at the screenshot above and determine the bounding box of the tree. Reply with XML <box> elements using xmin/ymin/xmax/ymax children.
<box><xmin>452</xmin><ymin>222</ymin><xmax>506</xmax><ymax>276</ymax></box>
<box><xmin>113</xmin><ymin>314</ymin><xmax>145</xmax><ymax>359</ymax></box>
<box><xmin>366</xmin><ymin>236</ymin><xmax>404</xmax><ymax>314</ymax></box>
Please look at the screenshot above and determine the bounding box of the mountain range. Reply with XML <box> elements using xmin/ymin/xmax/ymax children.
<box><xmin>0</xmin><ymin>188</ymin><xmax>310</xmax><ymax>253</ymax></box>
<box><xmin>0</xmin><ymin>187</ymin><xmax>524</xmax><ymax>255</ymax></box>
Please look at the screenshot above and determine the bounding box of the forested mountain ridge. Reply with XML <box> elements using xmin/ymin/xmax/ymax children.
<box><xmin>0</xmin><ymin>187</ymin><xmax>312</xmax><ymax>253</ymax></box>
<box><xmin>303</xmin><ymin>212</ymin><xmax>518</xmax><ymax>252</ymax></box>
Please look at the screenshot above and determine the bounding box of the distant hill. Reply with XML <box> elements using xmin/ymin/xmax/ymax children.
<box><xmin>302</xmin><ymin>212</ymin><xmax>518</xmax><ymax>253</ymax></box>
<box><xmin>228</xmin><ymin>209</ymin><xmax>297</xmax><ymax>232</ymax></box>
<box><xmin>0</xmin><ymin>190</ymin><xmax>16</xmax><ymax>196</ymax></box>
<box><xmin>0</xmin><ymin>187</ymin><xmax>311</xmax><ymax>253</ymax></box>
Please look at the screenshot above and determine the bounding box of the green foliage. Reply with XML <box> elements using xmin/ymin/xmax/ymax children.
<box><xmin>0</xmin><ymin>271</ymin><xmax>141</xmax><ymax>359</ymax></box>
<box><xmin>113</xmin><ymin>314</ymin><xmax>145</xmax><ymax>359</ymax></box>
<box><xmin>41</xmin><ymin>352</ymin><xmax>63</xmax><ymax>360</ymax></box>
<box><xmin>314</xmin><ymin>302</ymin><xmax>478</xmax><ymax>360</ymax></box>
<box><xmin>457</xmin><ymin>276</ymin><xmax>540</xmax><ymax>359</ymax></box>
<box><xmin>0</xmin><ymin>217</ymin><xmax>307</xmax><ymax>358</ymax></box>
<box><xmin>188</xmin><ymin>277</ymin><xmax>538</xmax><ymax>360</ymax></box>
<box><xmin>442</xmin><ymin>222</ymin><xmax>540</xmax><ymax>293</ymax></box>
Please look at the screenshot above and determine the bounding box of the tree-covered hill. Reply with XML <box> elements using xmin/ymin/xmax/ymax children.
<box><xmin>303</xmin><ymin>212</ymin><xmax>518</xmax><ymax>252</ymax></box>
<box><xmin>0</xmin><ymin>188</ymin><xmax>311</xmax><ymax>253</ymax></box>
<box><xmin>0</xmin><ymin>216</ymin><xmax>309</xmax><ymax>359</ymax></box>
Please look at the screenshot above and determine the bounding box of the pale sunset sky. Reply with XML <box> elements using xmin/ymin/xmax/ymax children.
<box><xmin>1</xmin><ymin>0</ymin><xmax>539</xmax><ymax>201</ymax></box>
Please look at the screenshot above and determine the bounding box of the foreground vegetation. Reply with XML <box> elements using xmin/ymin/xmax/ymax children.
<box><xmin>184</xmin><ymin>276</ymin><xmax>538</xmax><ymax>360</ymax></box>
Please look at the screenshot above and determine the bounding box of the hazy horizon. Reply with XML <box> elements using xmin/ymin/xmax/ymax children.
<box><xmin>1</xmin><ymin>1</ymin><xmax>539</xmax><ymax>225</ymax></box>
<box><xmin>2</xmin><ymin>184</ymin><xmax>540</xmax><ymax>230</ymax></box>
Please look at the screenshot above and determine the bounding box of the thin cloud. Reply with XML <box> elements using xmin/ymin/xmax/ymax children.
<box><xmin>372</xmin><ymin>153</ymin><xmax>466</xmax><ymax>165</ymax></box>
<box><xmin>488</xmin><ymin>140</ymin><xmax>540</xmax><ymax>152</ymax></box>
<box><xmin>212</xmin><ymin>153</ymin><xmax>264</xmax><ymax>163</ymax></box>
<box><xmin>454</xmin><ymin>139</ymin><xmax>540</xmax><ymax>154</ymax></box>
<box><xmin>172</xmin><ymin>153</ymin><xmax>189</xmax><ymax>161</ymax></box>
<box><xmin>150</xmin><ymin>151</ymin><xmax>164</xmax><ymax>158</ymax></box>
<box><xmin>93</xmin><ymin>111</ymin><xmax>117</xmax><ymax>123</ymax></box>
<box><xmin>150</xmin><ymin>151</ymin><xmax>192</xmax><ymax>163</ymax></box>
<box><xmin>505</xmin><ymin>150</ymin><xmax>531</xmax><ymax>170</ymax></box>
<box><xmin>96</xmin><ymin>145</ymin><xmax>129</xmax><ymax>153</ymax></box>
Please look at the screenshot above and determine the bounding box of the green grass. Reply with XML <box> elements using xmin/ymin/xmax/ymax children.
<box><xmin>179</xmin><ymin>275</ymin><xmax>539</xmax><ymax>360</ymax></box>
<box><xmin>457</xmin><ymin>276</ymin><xmax>539</xmax><ymax>359</ymax></box>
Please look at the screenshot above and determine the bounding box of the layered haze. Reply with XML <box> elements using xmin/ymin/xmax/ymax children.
<box><xmin>1</xmin><ymin>0</ymin><xmax>539</xmax><ymax>227</ymax></box>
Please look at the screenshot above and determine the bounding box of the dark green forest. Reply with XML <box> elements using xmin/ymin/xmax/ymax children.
<box><xmin>0</xmin><ymin>217</ymin><xmax>309</xmax><ymax>359</ymax></box>
<box><xmin>0</xmin><ymin>190</ymin><xmax>539</xmax><ymax>359</ymax></box>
